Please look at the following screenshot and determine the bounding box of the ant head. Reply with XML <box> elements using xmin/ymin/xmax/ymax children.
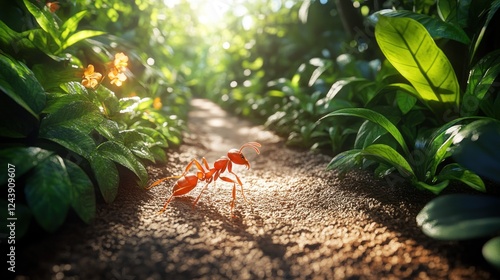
<box><xmin>227</xmin><ymin>142</ymin><xmax>261</xmax><ymax>169</ymax></box>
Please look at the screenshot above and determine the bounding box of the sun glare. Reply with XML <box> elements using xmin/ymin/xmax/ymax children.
<box><xmin>191</xmin><ymin>0</ymin><xmax>230</xmax><ymax>25</ymax></box>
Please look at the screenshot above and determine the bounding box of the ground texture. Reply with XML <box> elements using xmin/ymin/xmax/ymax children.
<box><xmin>14</xmin><ymin>99</ymin><xmax>499</xmax><ymax>279</ymax></box>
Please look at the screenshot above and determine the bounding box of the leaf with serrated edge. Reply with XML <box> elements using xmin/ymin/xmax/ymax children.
<box><xmin>90</xmin><ymin>153</ymin><xmax>119</xmax><ymax>203</ymax></box>
<box><xmin>25</xmin><ymin>155</ymin><xmax>71</xmax><ymax>232</ymax></box>
<box><xmin>95</xmin><ymin>141</ymin><xmax>148</xmax><ymax>187</ymax></box>
<box><xmin>64</xmin><ymin>159</ymin><xmax>96</xmax><ymax>223</ymax></box>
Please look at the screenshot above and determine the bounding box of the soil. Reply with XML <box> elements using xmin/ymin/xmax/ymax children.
<box><xmin>12</xmin><ymin>99</ymin><xmax>499</xmax><ymax>279</ymax></box>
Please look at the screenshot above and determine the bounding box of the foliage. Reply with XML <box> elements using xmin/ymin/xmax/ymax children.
<box><xmin>0</xmin><ymin>0</ymin><xmax>192</xmax><ymax>235</ymax></box>
<box><xmin>417</xmin><ymin>193</ymin><xmax>500</xmax><ymax>270</ymax></box>
<box><xmin>416</xmin><ymin>119</ymin><xmax>500</xmax><ymax>270</ymax></box>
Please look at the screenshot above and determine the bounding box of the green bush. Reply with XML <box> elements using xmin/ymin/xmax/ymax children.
<box><xmin>0</xmin><ymin>0</ymin><xmax>190</xmax><ymax>235</ymax></box>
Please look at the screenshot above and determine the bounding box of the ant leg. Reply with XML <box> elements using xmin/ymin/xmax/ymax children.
<box><xmin>220</xmin><ymin>176</ymin><xmax>243</xmax><ymax>215</ymax></box>
<box><xmin>158</xmin><ymin>194</ymin><xmax>175</xmax><ymax>214</ymax></box>
<box><xmin>193</xmin><ymin>181</ymin><xmax>211</xmax><ymax>207</ymax></box>
<box><xmin>226</xmin><ymin>162</ymin><xmax>248</xmax><ymax>203</ymax></box>
<box><xmin>148</xmin><ymin>158</ymin><xmax>207</xmax><ymax>190</ymax></box>
<box><xmin>146</xmin><ymin>175</ymin><xmax>181</xmax><ymax>190</ymax></box>
<box><xmin>202</xmin><ymin>157</ymin><xmax>210</xmax><ymax>170</ymax></box>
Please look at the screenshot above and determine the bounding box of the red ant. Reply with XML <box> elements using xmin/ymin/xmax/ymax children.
<box><xmin>147</xmin><ymin>142</ymin><xmax>261</xmax><ymax>215</ymax></box>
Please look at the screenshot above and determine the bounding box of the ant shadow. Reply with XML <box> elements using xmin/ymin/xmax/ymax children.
<box><xmin>167</xmin><ymin>195</ymin><xmax>294</xmax><ymax>279</ymax></box>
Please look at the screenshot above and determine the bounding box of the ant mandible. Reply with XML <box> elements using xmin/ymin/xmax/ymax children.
<box><xmin>147</xmin><ymin>142</ymin><xmax>261</xmax><ymax>215</ymax></box>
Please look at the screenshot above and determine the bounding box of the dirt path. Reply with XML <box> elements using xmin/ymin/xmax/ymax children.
<box><xmin>15</xmin><ymin>99</ymin><xmax>496</xmax><ymax>279</ymax></box>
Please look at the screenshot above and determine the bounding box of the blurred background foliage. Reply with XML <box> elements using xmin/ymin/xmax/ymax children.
<box><xmin>1</xmin><ymin>0</ymin><xmax>500</xmax><ymax>266</ymax></box>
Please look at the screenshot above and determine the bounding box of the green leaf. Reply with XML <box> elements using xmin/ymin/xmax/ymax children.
<box><xmin>461</xmin><ymin>49</ymin><xmax>500</xmax><ymax>116</ymax></box>
<box><xmin>61</xmin><ymin>81</ymin><xmax>90</xmax><ymax>95</ymax></box>
<box><xmin>308</xmin><ymin>58</ymin><xmax>333</xmax><ymax>86</ymax></box>
<box><xmin>375</xmin><ymin>16</ymin><xmax>460</xmax><ymax>113</ymax></box>
<box><xmin>379</xmin><ymin>10</ymin><xmax>470</xmax><ymax>44</ymax></box>
<box><xmin>0</xmin><ymin>53</ymin><xmax>46</xmax><ymax>118</ymax></box>
<box><xmin>470</xmin><ymin>0</ymin><xmax>500</xmax><ymax>62</ymax></box>
<box><xmin>437</xmin><ymin>0</ymin><xmax>470</xmax><ymax>27</ymax></box>
<box><xmin>95</xmin><ymin>141</ymin><xmax>148</xmax><ymax>187</ymax></box>
<box><xmin>134</xmin><ymin>127</ymin><xmax>167</xmax><ymax>144</ymax></box>
<box><xmin>396</xmin><ymin>91</ymin><xmax>417</xmax><ymax>114</ymax></box>
<box><xmin>319</xmin><ymin>108</ymin><xmax>410</xmax><ymax>155</ymax></box>
<box><xmin>354</xmin><ymin>120</ymin><xmax>388</xmax><ymax>149</ymax></box>
<box><xmin>436</xmin><ymin>163</ymin><xmax>485</xmax><ymax>192</ymax></box>
<box><xmin>25</xmin><ymin>155</ymin><xmax>71</xmax><ymax>232</ymax></box>
<box><xmin>451</xmin><ymin>119</ymin><xmax>500</xmax><ymax>183</ymax></box>
<box><xmin>149</xmin><ymin>145</ymin><xmax>167</xmax><ymax>163</ymax></box>
<box><xmin>0</xmin><ymin>147</ymin><xmax>53</xmax><ymax>182</ymax></box>
<box><xmin>60</xmin><ymin>11</ymin><xmax>87</xmax><ymax>41</ymax></box>
<box><xmin>60</xmin><ymin>30</ymin><xmax>106</xmax><ymax>52</ymax></box>
<box><xmin>423</xmin><ymin>124</ymin><xmax>461</xmax><ymax>179</ymax></box>
<box><xmin>360</xmin><ymin>144</ymin><xmax>415</xmax><ymax>179</ymax></box>
<box><xmin>40</xmin><ymin>101</ymin><xmax>103</xmax><ymax>134</ymax></box>
<box><xmin>417</xmin><ymin>194</ymin><xmax>500</xmax><ymax>240</ymax></box>
<box><xmin>95</xmin><ymin>118</ymin><xmax>122</xmax><ymax>141</ymax></box>
<box><xmin>414</xmin><ymin>180</ymin><xmax>450</xmax><ymax>194</ymax></box>
<box><xmin>122</xmin><ymin>130</ymin><xmax>156</xmax><ymax>162</ymax></box>
<box><xmin>0</xmin><ymin>20</ymin><xmax>37</xmax><ymax>54</ymax></box>
<box><xmin>326</xmin><ymin>149</ymin><xmax>362</xmax><ymax>174</ymax></box>
<box><xmin>23</xmin><ymin>0</ymin><xmax>60</xmax><ymax>45</ymax></box>
<box><xmin>64</xmin><ymin>159</ymin><xmax>96</xmax><ymax>224</ymax></box>
<box><xmin>325</xmin><ymin>77</ymin><xmax>366</xmax><ymax>101</ymax></box>
<box><xmin>483</xmin><ymin>236</ymin><xmax>500</xmax><ymax>270</ymax></box>
<box><xmin>39</xmin><ymin>126</ymin><xmax>96</xmax><ymax>158</ymax></box>
<box><xmin>89</xmin><ymin>154</ymin><xmax>119</xmax><ymax>203</ymax></box>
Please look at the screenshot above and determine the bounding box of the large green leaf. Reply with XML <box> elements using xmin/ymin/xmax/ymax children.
<box><xmin>40</xmin><ymin>100</ymin><xmax>103</xmax><ymax>134</ymax></box>
<box><xmin>451</xmin><ymin>119</ymin><xmax>500</xmax><ymax>183</ymax></box>
<box><xmin>24</xmin><ymin>155</ymin><xmax>71</xmax><ymax>232</ymax></box>
<box><xmin>23</xmin><ymin>0</ymin><xmax>60</xmax><ymax>45</ymax></box>
<box><xmin>0</xmin><ymin>20</ymin><xmax>37</xmax><ymax>54</ymax></box>
<box><xmin>0</xmin><ymin>147</ymin><xmax>53</xmax><ymax>182</ymax></box>
<box><xmin>121</xmin><ymin>130</ymin><xmax>156</xmax><ymax>162</ymax></box>
<box><xmin>60</xmin><ymin>10</ymin><xmax>87</xmax><ymax>41</ymax></box>
<box><xmin>95</xmin><ymin>141</ymin><xmax>148</xmax><ymax>187</ymax></box>
<box><xmin>0</xmin><ymin>53</ymin><xmax>46</xmax><ymax>119</ymax></box>
<box><xmin>89</xmin><ymin>153</ymin><xmax>119</xmax><ymax>203</ymax></box>
<box><xmin>39</xmin><ymin>126</ymin><xmax>96</xmax><ymax>158</ymax></box>
<box><xmin>60</xmin><ymin>30</ymin><xmax>106</xmax><ymax>53</ymax></box>
<box><xmin>360</xmin><ymin>144</ymin><xmax>415</xmax><ymax>179</ymax></box>
<box><xmin>319</xmin><ymin>108</ymin><xmax>410</xmax><ymax>155</ymax></box>
<box><xmin>483</xmin><ymin>236</ymin><xmax>500</xmax><ymax>270</ymax></box>
<box><xmin>64</xmin><ymin>159</ymin><xmax>96</xmax><ymax>224</ymax></box>
<box><xmin>375</xmin><ymin>16</ymin><xmax>460</xmax><ymax>113</ymax></box>
<box><xmin>417</xmin><ymin>194</ymin><xmax>500</xmax><ymax>240</ymax></box>
<box><xmin>379</xmin><ymin>10</ymin><xmax>470</xmax><ymax>44</ymax></box>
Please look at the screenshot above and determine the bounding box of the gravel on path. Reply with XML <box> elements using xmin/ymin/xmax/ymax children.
<box><xmin>13</xmin><ymin>99</ymin><xmax>497</xmax><ymax>279</ymax></box>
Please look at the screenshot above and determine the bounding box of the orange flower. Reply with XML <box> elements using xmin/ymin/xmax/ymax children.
<box><xmin>113</xmin><ymin>52</ymin><xmax>128</xmax><ymax>72</ymax></box>
<box><xmin>46</xmin><ymin>1</ymin><xmax>60</xmax><ymax>13</ymax></box>
<box><xmin>153</xmin><ymin>97</ymin><xmax>162</xmax><ymax>110</ymax></box>
<box><xmin>108</xmin><ymin>68</ymin><xmax>127</xmax><ymax>87</ymax></box>
<box><xmin>82</xmin><ymin>64</ymin><xmax>102</xmax><ymax>89</ymax></box>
